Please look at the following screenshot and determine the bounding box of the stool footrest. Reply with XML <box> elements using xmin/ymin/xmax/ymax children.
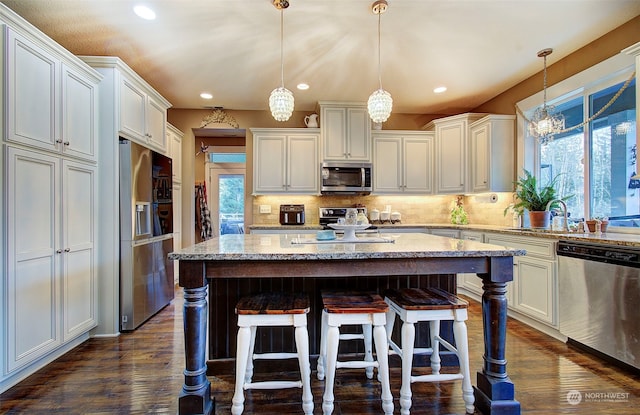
<box><xmin>339</xmin><ymin>333</ymin><xmax>365</xmax><ymax>341</ymax></box>
<box><xmin>336</xmin><ymin>360</ymin><xmax>379</xmax><ymax>370</ymax></box>
<box><xmin>412</xmin><ymin>373</ymin><xmax>464</xmax><ymax>383</ymax></box>
<box><xmin>245</xmin><ymin>380</ymin><xmax>302</xmax><ymax>390</ymax></box>
<box><xmin>253</xmin><ymin>352</ymin><xmax>298</xmax><ymax>360</ymax></box>
<box><xmin>434</xmin><ymin>335</ymin><xmax>457</xmax><ymax>355</ymax></box>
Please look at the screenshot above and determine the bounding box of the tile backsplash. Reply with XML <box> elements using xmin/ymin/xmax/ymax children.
<box><xmin>253</xmin><ymin>193</ymin><xmax>515</xmax><ymax>227</ymax></box>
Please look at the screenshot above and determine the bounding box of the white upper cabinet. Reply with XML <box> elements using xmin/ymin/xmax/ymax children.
<box><xmin>424</xmin><ymin>113</ymin><xmax>486</xmax><ymax>194</ymax></box>
<box><xmin>252</xmin><ymin>128</ymin><xmax>319</xmax><ymax>194</ymax></box>
<box><xmin>5</xmin><ymin>27</ymin><xmax>99</xmax><ymax>162</ymax></box>
<box><xmin>119</xmin><ymin>75</ymin><xmax>169</xmax><ymax>153</ymax></box>
<box><xmin>469</xmin><ymin>115</ymin><xmax>515</xmax><ymax>193</ymax></box>
<box><xmin>373</xmin><ymin>131</ymin><xmax>433</xmax><ymax>194</ymax></box>
<box><xmin>80</xmin><ymin>56</ymin><xmax>171</xmax><ymax>154</ymax></box>
<box><xmin>168</xmin><ymin>123</ymin><xmax>183</xmax><ymax>184</ymax></box>
<box><xmin>320</xmin><ymin>101</ymin><xmax>371</xmax><ymax>162</ymax></box>
<box><xmin>61</xmin><ymin>64</ymin><xmax>98</xmax><ymax>161</ymax></box>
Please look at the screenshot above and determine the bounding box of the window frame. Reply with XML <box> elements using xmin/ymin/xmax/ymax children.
<box><xmin>516</xmin><ymin>52</ymin><xmax>636</xmax><ymax>233</ymax></box>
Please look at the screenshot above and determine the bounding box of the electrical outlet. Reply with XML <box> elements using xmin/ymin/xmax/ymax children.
<box><xmin>259</xmin><ymin>205</ymin><xmax>271</xmax><ymax>214</ymax></box>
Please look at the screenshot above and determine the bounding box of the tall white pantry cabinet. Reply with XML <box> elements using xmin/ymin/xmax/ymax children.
<box><xmin>1</xmin><ymin>4</ymin><xmax>101</xmax><ymax>392</ymax></box>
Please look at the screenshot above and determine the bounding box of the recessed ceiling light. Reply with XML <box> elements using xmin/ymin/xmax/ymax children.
<box><xmin>433</xmin><ymin>86</ymin><xmax>447</xmax><ymax>94</ymax></box>
<box><xmin>133</xmin><ymin>5</ymin><xmax>156</xmax><ymax>20</ymax></box>
<box><xmin>297</xmin><ymin>83</ymin><xmax>310</xmax><ymax>90</ymax></box>
<box><xmin>200</xmin><ymin>92</ymin><xmax>213</xmax><ymax>99</ymax></box>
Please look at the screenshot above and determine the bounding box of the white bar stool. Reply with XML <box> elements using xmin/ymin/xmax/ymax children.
<box><xmin>317</xmin><ymin>291</ymin><xmax>394</xmax><ymax>415</ymax></box>
<box><xmin>231</xmin><ymin>292</ymin><xmax>313</xmax><ymax>415</ymax></box>
<box><xmin>384</xmin><ymin>287</ymin><xmax>474</xmax><ymax>415</ymax></box>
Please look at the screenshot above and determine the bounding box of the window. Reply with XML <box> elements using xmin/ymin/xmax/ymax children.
<box><xmin>525</xmin><ymin>71</ymin><xmax>637</xmax><ymax>229</ymax></box>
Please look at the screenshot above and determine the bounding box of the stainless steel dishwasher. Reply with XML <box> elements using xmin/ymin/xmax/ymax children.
<box><xmin>558</xmin><ymin>240</ymin><xmax>640</xmax><ymax>371</ymax></box>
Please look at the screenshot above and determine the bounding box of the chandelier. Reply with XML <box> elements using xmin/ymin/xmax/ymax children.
<box><xmin>528</xmin><ymin>48</ymin><xmax>565</xmax><ymax>144</ymax></box>
<box><xmin>367</xmin><ymin>0</ymin><xmax>393</xmax><ymax>124</ymax></box>
<box><xmin>269</xmin><ymin>0</ymin><xmax>294</xmax><ymax>122</ymax></box>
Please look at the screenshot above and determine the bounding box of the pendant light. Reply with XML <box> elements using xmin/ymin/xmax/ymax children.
<box><xmin>269</xmin><ymin>0</ymin><xmax>294</xmax><ymax>122</ymax></box>
<box><xmin>528</xmin><ymin>48</ymin><xmax>565</xmax><ymax>144</ymax></box>
<box><xmin>367</xmin><ymin>0</ymin><xmax>393</xmax><ymax>123</ymax></box>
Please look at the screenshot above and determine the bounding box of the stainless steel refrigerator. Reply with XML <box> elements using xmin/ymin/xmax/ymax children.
<box><xmin>119</xmin><ymin>139</ymin><xmax>174</xmax><ymax>331</ymax></box>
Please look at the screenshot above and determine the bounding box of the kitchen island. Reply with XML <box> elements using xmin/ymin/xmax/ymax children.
<box><xmin>170</xmin><ymin>233</ymin><xmax>525</xmax><ymax>415</ymax></box>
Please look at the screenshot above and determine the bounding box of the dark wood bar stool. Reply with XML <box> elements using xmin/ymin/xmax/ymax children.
<box><xmin>384</xmin><ymin>287</ymin><xmax>474</xmax><ymax>415</ymax></box>
<box><xmin>317</xmin><ymin>291</ymin><xmax>394</xmax><ymax>415</ymax></box>
<box><xmin>232</xmin><ymin>292</ymin><xmax>313</xmax><ymax>415</ymax></box>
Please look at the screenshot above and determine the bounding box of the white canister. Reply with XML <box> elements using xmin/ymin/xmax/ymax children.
<box><xmin>380</xmin><ymin>211</ymin><xmax>390</xmax><ymax>223</ymax></box>
<box><xmin>391</xmin><ymin>212</ymin><xmax>401</xmax><ymax>223</ymax></box>
<box><xmin>369</xmin><ymin>208</ymin><xmax>380</xmax><ymax>222</ymax></box>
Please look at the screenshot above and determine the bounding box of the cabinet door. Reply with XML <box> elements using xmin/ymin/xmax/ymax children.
<box><xmin>120</xmin><ymin>77</ymin><xmax>146</xmax><ymax>140</ymax></box>
<box><xmin>287</xmin><ymin>134</ymin><xmax>319</xmax><ymax>192</ymax></box>
<box><xmin>146</xmin><ymin>96</ymin><xmax>167</xmax><ymax>152</ymax></box>
<box><xmin>6</xmin><ymin>28</ymin><xmax>59</xmax><ymax>152</ymax></box>
<box><xmin>322</xmin><ymin>107</ymin><xmax>347</xmax><ymax>160</ymax></box>
<box><xmin>173</xmin><ymin>184</ymin><xmax>182</xmax><ymax>283</ymax></box>
<box><xmin>170</xmin><ymin>128</ymin><xmax>182</xmax><ymax>184</ymax></box>
<box><xmin>61</xmin><ymin>64</ymin><xmax>97</xmax><ymax>161</ymax></box>
<box><xmin>6</xmin><ymin>147</ymin><xmax>62</xmax><ymax>371</ymax></box>
<box><xmin>403</xmin><ymin>137</ymin><xmax>433</xmax><ymax>193</ymax></box>
<box><xmin>458</xmin><ymin>231</ymin><xmax>484</xmax><ymax>295</ymax></box>
<box><xmin>513</xmin><ymin>257</ymin><xmax>556</xmax><ymax>325</ymax></box>
<box><xmin>470</xmin><ymin>122</ymin><xmax>490</xmax><ymax>192</ymax></box>
<box><xmin>373</xmin><ymin>137</ymin><xmax>402</xmax><ymax>192</ymax></box>
<box><xmin>254</xmin><ymin>134</ymin><xmax>287</xmax><ymax>193</ymax></box>
<box><xmin>62</xmin><ymin>161</ymin><xmax>97</xmax><ymax>340</ymax></box>
<box><xmin>436</xmin><ymin>121</ymin><xmax>466</xmax><ymax>193</ymax></box>
<box><xmin>346</xmin><ymin>107</ymin><xmax>370</xmax><ymax>161</ymax></box>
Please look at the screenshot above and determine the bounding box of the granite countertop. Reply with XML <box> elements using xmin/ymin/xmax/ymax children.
<box><xmin>248</xmin><ymin>223</ymin><xmax>640</xmax><ymax>247</ymax></box>
<box><xmin>169</xmin><ymin>233</ymin><xmax>525</xmax><ymax>261</ymax></box>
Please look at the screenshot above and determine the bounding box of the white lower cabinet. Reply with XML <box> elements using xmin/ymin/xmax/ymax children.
<box><xmin>6</xmin><ymin>147</ymin><xmax>97</xmax><ymax>372</ymax></box>
<box><xmin>172</xmin><ymin>184</ymin><xmax>182</xmax><ymax>283</ymax></box>
<box><xmin>458</xmin><ymin>231</ymin><xmax>484</xmax><ymax>296</ymax></box>
<box><xmin>512</xmin><ymin>256</ymin><xmax>556</xmax><ymax>325</ymax></box>
<box><xmin>484</xmin><ymin>233</ymin><xmax>558</xmax><ymax>328</ymax></box>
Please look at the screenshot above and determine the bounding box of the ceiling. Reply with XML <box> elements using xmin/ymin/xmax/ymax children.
<box><xmin>2</xmin><ymin>0</ymin><xmax>639</xmax><ymax>115</ymax></box>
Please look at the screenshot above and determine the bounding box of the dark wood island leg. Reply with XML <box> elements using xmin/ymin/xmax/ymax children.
<box><xmin>178</xmin><ymin>262</ymin><xmax>213</xmax><ymax>415</ymax></box>
<box><xmin>474</xmin><ymin>257</ymin><xmax>521</xmax><ymax>415</ymax></box>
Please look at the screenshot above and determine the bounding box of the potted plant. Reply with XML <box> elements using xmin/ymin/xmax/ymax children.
<box><xmin>585</xmin><ymin>216</ymin><xmax>609</xmax><ymax>233</ymax></box>
<box><xmin>508</xmin><ymin>169</ymin><xmax>567</xmax><ymax>229</ymax></box>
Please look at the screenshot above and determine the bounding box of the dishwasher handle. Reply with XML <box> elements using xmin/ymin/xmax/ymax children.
<box><xmin>558</xmin><ymin>240</ymin><xmax>640</xmax><ymax>268</ymax></box>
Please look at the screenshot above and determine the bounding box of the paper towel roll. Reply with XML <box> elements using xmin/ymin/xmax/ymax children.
<box><xmin>475</xmin><ymin>193</ymin><xmax>498</xmax><ymax>203</ymax></box>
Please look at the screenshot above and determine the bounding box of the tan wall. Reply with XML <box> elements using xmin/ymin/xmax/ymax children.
<box><xmin>472</xmin><ymin>15</ymin><xmax>640</xmax><ymax>115</ymax></box>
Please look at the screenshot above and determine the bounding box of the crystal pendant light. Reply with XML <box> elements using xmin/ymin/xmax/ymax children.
<box><xmin>367</xmin><ymin>0</ymin><xmax>393</xmax><ymax>123</ymax></box>
<box><xmin>269</xmin><ymin>0</ymin><xmax>294</xmax><ymax>122</ymax></box>
<box><xmin>528</xmin><ymin>48</ymin><xmax>565</xmax><ymax>144</ymax></box>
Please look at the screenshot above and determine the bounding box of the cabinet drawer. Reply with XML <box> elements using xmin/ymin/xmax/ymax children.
<box><xmin>485</xmin><ymin>234</ymin><xmax>556</xmax><ymax>260</ymax></box>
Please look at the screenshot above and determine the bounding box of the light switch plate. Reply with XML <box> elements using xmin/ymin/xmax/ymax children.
<box><xmin>259</xmin><ymin>205</ymin><xmax>271</xmax><ymax>214</ymax></box>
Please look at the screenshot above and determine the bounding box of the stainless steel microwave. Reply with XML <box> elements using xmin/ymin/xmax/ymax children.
<box><xmin>321</xmin><ymin>162</ymin><xmax>372</xmax><ymax>195</ymax></box>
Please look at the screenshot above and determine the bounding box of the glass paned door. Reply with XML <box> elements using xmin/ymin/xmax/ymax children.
<box><xmin>207</xmin><ymin>163</ymin><xmax>245</xmax><ymax>236</ymax></box>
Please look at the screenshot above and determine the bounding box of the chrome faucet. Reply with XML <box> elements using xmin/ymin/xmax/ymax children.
<box><xmin>545</xmin><ymin>199</ymin><xmax>570</xmax><ymax>232</ymax></box>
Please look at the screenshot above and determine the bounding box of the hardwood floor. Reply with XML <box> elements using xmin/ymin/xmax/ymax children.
<box><xmin>2</xmin><ymin>287</ymin><xmax>639</xmax><ymax>414</ymax></box>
